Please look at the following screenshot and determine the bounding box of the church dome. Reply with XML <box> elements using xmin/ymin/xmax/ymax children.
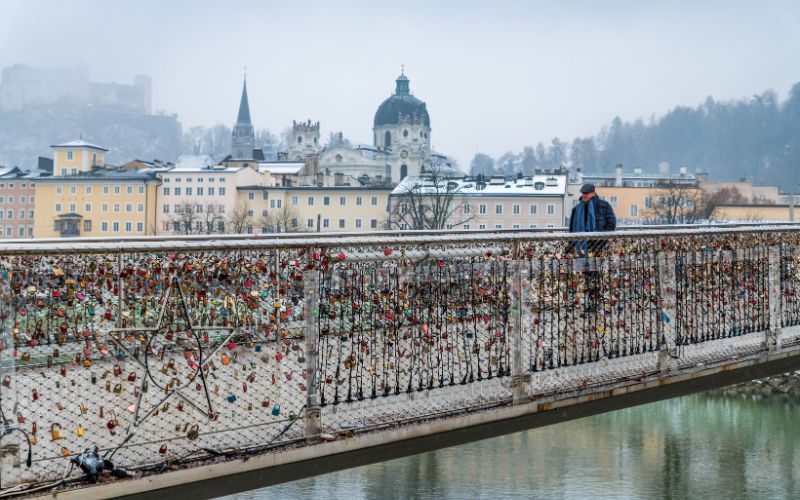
<box><xmin>374</xmin><ymin>72</ymin><xmax>430</xmax><ymax>127</ymax></box>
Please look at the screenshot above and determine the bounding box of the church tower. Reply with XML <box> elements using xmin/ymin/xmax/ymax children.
<box><xmin>231</xmin><ymin>77</ymin><xmax>255</xmax><ymax>159</ymax></box>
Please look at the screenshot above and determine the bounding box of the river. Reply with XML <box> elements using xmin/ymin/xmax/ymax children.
<box><xmin>225</xmin><ymin>393</ymin><xmax>799</xmax><ymax>499</ymax></box>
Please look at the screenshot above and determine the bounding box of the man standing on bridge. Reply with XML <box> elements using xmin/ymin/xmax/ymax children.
<box><xmin>568</xmin><ymin>183</ymin><xmax>617</xmax><ymax>254</ymax></box>
<box><xmin>567</xmin><ymin>183</ymin><xmax>616</xmax><ymax>317</ymax></box>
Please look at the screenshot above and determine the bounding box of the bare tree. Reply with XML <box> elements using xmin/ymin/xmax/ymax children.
<box><xmin>260</xmin><ymin>206</ymin><xmax>300</xmax><ymax>233</ymax></box>
<box><xmin>387</xmin><ymin>164</ymin><xmax>474</xmax><ymax>230</ymax></box>
<box><xmin>644</xmin><ymin>180</ymin><xmax>707</xmax><ymax>224</ymax></box>
<box><xmin>167</xmin><ymin>202</ymin><xmax>224</xmax><ymax>235</ymax></box>
<box><xmin>225</xmin><ymin>203</ymin><xmax>252</xmax><ymax>234</ymax></box>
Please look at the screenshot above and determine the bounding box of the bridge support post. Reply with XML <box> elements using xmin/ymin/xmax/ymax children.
<box><xmin>657</xmin><ymin>251</ymin><xmax>678</xmax><ymax>373</ymax></box>
<box><xmin>511</xmin><ymin>260</ymin><xmax>530</xmax><ymax>404</ymax></box>
<box><xmin>767</xmin><ymin>245</ymin><xmax>782</xmax><ymax>352</ymax></box>
<box><xmin>303</xmin><ymin>267</ymin><xmax>322</xmax><ymax>441</ymax></box>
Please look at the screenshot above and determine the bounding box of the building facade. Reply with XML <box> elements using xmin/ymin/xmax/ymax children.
<box><xmin>156</xmin><ymin>165</ymin><xmax>263</xmax><ymax>234</ymax></box>
<box><xmin>236</xmin><ymin>185</ymin><xmax>391</xmax><ymax>233</ymax></box>
<box><xmin>33</xmin><ymin>140</ymin><xmax>160</xmax><ymax>238</ymax></box>
<box><xmin>0</xmin><ymin>167</ymin><xmax>37</xmax><ymax>239</ymax></box>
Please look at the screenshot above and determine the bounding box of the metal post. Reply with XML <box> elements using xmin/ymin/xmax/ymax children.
<box><xmin>303</xmin><ymin>266</ymin><xmax>322</xmax><ymax>440</ymax></box>
<box><xmin>657</xmin><ymin>250</ymin><xmax>678</xmax><ymax>373</ymax></box>
<box><xmin>767</xmin><ymin>245</ymin><xmax>782</xmax><ymax>352</ymax></box>
<box><xmin>511</xmin><ymin>260</ymin><xmax>529</xmax><ymax>404</ymax></box>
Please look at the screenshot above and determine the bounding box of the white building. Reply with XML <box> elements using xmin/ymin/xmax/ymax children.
<box><xmin>156</xmin><ymin>164</ymin><xmax>263</xmax><ymax>234</ymax></box>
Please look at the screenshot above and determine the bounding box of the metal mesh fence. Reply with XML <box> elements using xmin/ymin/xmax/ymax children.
<box><xmin>0</xmin><ymin>225</ymin><xmax>797</xmax><ymax>493</ymax></box>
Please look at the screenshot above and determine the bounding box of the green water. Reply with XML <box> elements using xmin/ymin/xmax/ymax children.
<box><xmin>227</xmin><ymin>394</ymin><xmax>799</xmax><ymax>499</ymax></box>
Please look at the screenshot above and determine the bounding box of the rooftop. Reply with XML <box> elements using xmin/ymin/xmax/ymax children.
<box><xmin>392</xmin><ymin>174</ymin><xmax>567</xmax><ymax>197</ymax></box>
<box><xmin>49</xmin><ymin>139</ymin><xmax>109</xmax><ymax>152</ymax></box>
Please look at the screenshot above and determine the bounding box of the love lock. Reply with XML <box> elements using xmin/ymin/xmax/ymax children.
<box><xmin>51</xmin><ymin>423</ymin><xmax>64</xmax><ymax>440</ymax></box>
<box><xmin>187</xmin><ymin>424</ymin><xmax>200</xmax><ymax>440</ymax></box>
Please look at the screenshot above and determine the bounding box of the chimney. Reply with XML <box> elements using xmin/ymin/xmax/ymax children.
<box><xmin>614</xmin><ymin>164</ymin><xmax>623</xmax><ymax>187</ymax></box>
<box><xmin>679</xmin><ymin>166</ymin><xmax>687</xmax><ymax>176</ymax></box>
<box><xmin>334</xmin><ymin>172</ymin><xmax>344</xmax><ymax>186</ymax></box>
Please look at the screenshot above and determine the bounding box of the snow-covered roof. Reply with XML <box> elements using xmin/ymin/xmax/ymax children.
<box><xmin>175</xmin><ymin>154</ymin><xmax>214</xmax><ymax>169</ymax></box>
<box><xmin>50</xmin><ymin>139</ymin><xmax>108</xmax><ymax>152</ymax></box>
<box><xmin>392</xmin><ymin>174</ymin><xmax>567</xmax><ymax>197</ymax></box>
<box><xmin>161</xmin><ymin>165</ymin><xmax>240</xmax><ymax>174</ymax></box>
<box><xmin>258</xmin><ymin>162</ymin><xmax>304</xmax><ymax>175</ymax></box>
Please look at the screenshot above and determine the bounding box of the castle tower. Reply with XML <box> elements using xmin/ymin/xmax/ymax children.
<box><xmin>231</xmin><ymin>77</ymin><xmax>255</xmax><ymax>159</ymax></box>
<box><xmin>288</xmin><ymin>119</ymin><xmax>321</xmax><ymax>160</ymax></box>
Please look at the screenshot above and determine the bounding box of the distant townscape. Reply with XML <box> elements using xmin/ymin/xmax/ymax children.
<box><xmin>0</xmin><ymin>64</ymin><xmax>798</xmax><ymax>239</ymax></box>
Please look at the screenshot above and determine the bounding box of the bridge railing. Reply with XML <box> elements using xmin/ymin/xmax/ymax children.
<box><xmin>1</xmin><ymin>225</ymin><xmax>799</xmax><ymax>492</ymax></box>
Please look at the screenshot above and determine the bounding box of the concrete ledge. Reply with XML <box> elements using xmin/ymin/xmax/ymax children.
<box><xmin>37</xmin><ymin>348</ymin><xmax>800</xmax><ymax>500</ymax></box>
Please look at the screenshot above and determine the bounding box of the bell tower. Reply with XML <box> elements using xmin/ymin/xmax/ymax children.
<box><xmin>231</xmin><ymin>75</ymin><xmax>255</xmax><ymax>159</ymax></box>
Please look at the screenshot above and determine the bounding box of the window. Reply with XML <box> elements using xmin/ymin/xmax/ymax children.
<box><xmin>61</xmin><ymin>169</ymin><xmax>67</xmax><ymax>175</ymax></box>
<box><xmin>464</xmin><ymin>204</ymin><xmax>471</xmax><ymax>214</ymax></box>
<box><xmin>323</xmin><ymin>196</ymin><xmax>330</xmax><ymax>206</ymax></box>
<box><xmin>83</xmin><ymin>220</ymin><xmax>92</xmax><ymax>232</ymax></box>
<box><xmin>356</xmin><ymin>196</ymin><xmax>362</xmax><ymax>206</ymax></box>
<box><xmin>261</xmin><ymin>209</ymin><xmax>268</xmax><ymax>217</ymax></box>
<box><xmin>55</xmin><ymin>203</ymin><xmax>62</xmax><ymax>213</ymax></box>
<box><xmin>196</xmin><ymin>205</ymin><xmax>204</xmax><ymax>214</ymax></box>
<box><xmin>513</xmin><ymin>224</ymin><xmax>520</xmax><ymax>229</ymax></box>
<box><xmin>208</xmin><ymin>187</ymin><xmax>215</xmax><ymax>195</ymax></box>
<box><xmin>125</xmin><ymin>203</ymin><xmax>132</xmax><ymax>213</ymax></box>
<box><xmin>114</xmin><ymin>185</ymin><xmax>121</xmax><ymax>195</ymax></box>
<box><xmin>137</xmin><ymin>222</ymin><xmax>144</xmax><ymax>232</ymax></box>
<box><xmin>102</xmin><ymin>203</ymin><xmax>108</xmax><ymax>213</ymax></box>
<box><xmin>56</xmin><ymin>186</ymin><xmax>63</xmax><ymax>195</ymax></box>
<box><xmin>137</xmin><ymin>203</ymin><xmax>144</xmax><ymax>213</ymax></box>
<box><xmin>186</xmin><ymin>187</ymin><xmax>193</xmax><ymax>196</ymax></box>
<box><xmin>125</xmin><ymin>222</ymin><xmax>132</xmax><ymax>232</ymax></box>
<box><xmin>530</xmin><ymin>224</ymin><xmax>538</xmax><ymax>228</ymax></box>
<box><xmin>67</xmin><ymin>151</ymin><xmax>73</xmax><ymax>160</ymax></box>
<box><xmin>338</xmin><ymin>219</ymin><xmax>345</xmax><ymax>229</ymax></box>
<box><xmin>610</xmin><ymin>196</ymin><xmax>618</xmax><ymax>207</ymax></box>
<box><xmin>307</xmin><ymin>196</ymin><xmax>314</xmax><ymax>206</ymax></box>
<box><xmin>644</xmin><ymin>196</ymin><xmax>653</xmax><ymax>208</ymax></box>
<box><xmin>126</xmin><ymin>185</ymin><xmax>133</xmax><ymax>195</ymax></box>
<box><xmin>18</xmin><ymin>210</ymin><xmax>24</xmax><ymax>220</ymax></box>
<box><xmin>113</xmin><ymin>221</ymin><xmax>120</xmax><ymax>232</ymax></box>
<box><xmin>292</xmin><ymin>196</ymin><xmax>298</xmax><ymax>206</ymax></box>
<box><xmin>139</xmin><ymin>186</ymin><xmax>145</xmax><ymax>195</ymax></box>
<box><xmin>355</xmin><ymin>219</ymin><xmax>362</xmax><ymax>229</ymax></box>
<box><xmin>114</xmin><ymin>204</ymin><xmax>120</xmax><ymax>213</ymax></box>
<box><xmin>547</xmin><ymin>204</ymin><xmax>555</xmax><ymax>215</ymax></box>
<box><xmin>84</xmin><ymin>203</ymin><xmax>91</xmax><ymax>213</ymax></box>
<box><xmin>479</xmin><ymin>204</ymin><xmax>487</xmax><ymax>214</ymax></box>
<box><xmin>340</xmin><ymin>196</ymin><xmax>346</xmax><ymax>206</ymax></box>
<box><xmin>103</xmin><ymin>185</ymin><xmax>110</xmax><ymax>195</ymax></box>
<box><xmin>479</xmin><ymin>224</ymin><xmax>486</xmax><ymax>230</ymax></box>
<box><xmin>85</xmin><ymin>185</ymin><xmax>92</xmax><ymax>195</ymax></box>
<box><xmin>529</xmin><ymin>204</ymin><xmax>538</xmax><ymax>215</ymax></box>
<box><xmin>163</xmin><ymin>204</ymin><xmax>169</xmax><ymax>213</ymax></box>
<box><xmin>101</xmin><ymin>221</ymin><xmax>108</xmax><ymax>232</ymax></box>
<box><xmin>371</xmin><ymin>196</ymin><xmax>378</xmax><ymax>206</ymax></box>
<box><xmin>5</xmin><ymin>210</ymin><xmax>11</xmax><ymax>219</ymax></box>
<box><xmin>248</xmin><ymin>192</ymin><xmax>255</xmax><ymax>200</ymax></box>
<box><xmin>54</xmin><ymin>220</ymin><xmax>60</xmax><ymax>231</ymax></box>
<box><xmin>246</xmin><ymin>225</ymin><xmax>253</xmax><ymax>234</ymax></box>
<box><xmin>246</xmin><ymin>210</ymin><xmax>253</xmax><ymax>217</ymax></box>
<box><xmin>262</xmin><ymin>191</ymin><xmax>268</xmax><ymax>200</ymax></box>
<box><xmin>174</xmin><ymin>187</ymin><xmax>181</xmax><ymax>196</ymax></box>
<box><xmin>495</xmin><ymin>224</ymin><xmax>503</xmax><ymax>229</ymax></box>
<box><xmin>463</xmin><ymin>224</ymin><xmax>470</xmax><ymax>230</ymax></box>
<box><xmin>71</xmin><ymin>168</ymin><xmax>77</xmax><ymax>175</ymax></box>
<box><xmin>323</xmin><ymin>218</ymin><xmax>329</xmax><ymax>228</ymax></box>
<box><xmin>495</xmin><ymin>204</ymin><xmax>503</xmax><ymax>215</ymax></box>
<box><xmin>307</xmin><ymin>218</ymin><xmax>314</xmax><ymax>229</ymax></box>
<box><xmin>219</xmin><ymin>187</ymin><xmax>226</xmax><ymax>195</ymax></box>
<box><xmin>28</xmin><ymin>210</ymin><xmax>33</xmax><ymax>219</ymax></box>
<box><xmin>513</xmin><ymin>204</ymin><xmax>520</xmax><ymax>214</ymax></box>
<box><xmin>371</xmin><ymin>219</ymin><xmax>378</xmax><ymax>229</ymax></box>
<box><xmin>630</xmin><ymin>204</ymin><xmax>638</xmax><ymax>217</ymax></box>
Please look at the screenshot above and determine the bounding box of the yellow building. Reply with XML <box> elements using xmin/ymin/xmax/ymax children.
<box><xmin>236</xmin><ymin>185</ymin><xmax>392</xmax><ymax>233</ymax></box>
<box><xmin>712</xmin><ymin>204</ymin><xmax>793</xmax><ymax>222</ymax></box>
<box><xmin>33</xmin><ymin>140</ymin><xmax>160</xmax><ymax>238</ymax></box>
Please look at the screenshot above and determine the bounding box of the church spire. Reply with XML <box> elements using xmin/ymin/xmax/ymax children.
<box><xmin>395</xmin><ymin>65</ymin><xmax>410</xmax><ymax>96</ymax></box>
<box><xmin>231</xmin><ymin>75</ymin><xmax>255</xmax><ymax>159</ymax></box>
<box><xmin>236</xmin><ymin>77</ymin><xmax>252</xmax><ymax>126</ymax></box>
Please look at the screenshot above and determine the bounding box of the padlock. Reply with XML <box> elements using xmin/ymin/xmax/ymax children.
<box><xmin>76</xmin><ymin>425</ymin><xmax>85</xmax><ymax>437</ymax></box>
<box><xmin>221</xmin><ymin>354</ymin><xmax>230</xmax><ymax>366</ymax></box>
<box><xmin>159</xmin><ymin>444</ymin><xmax>167</xmax><ymax>454</ymax></box>
<box><xmin>262</xmin><ymin>399</ymin><xmax>270</xmax><ymax>408</ymax></box>
<box><xmin>91</xmin><ymin>372</ymin><xmax>97</xmax><ymax>384</ymax></box>
<box><xmin>187</xmin><ymin>424</ymin><xmax>199</xmax><ymax>440</ymax></box>
<box><xmin>80</xmin><ymin>403</ymin><xmax>87</xmax><ymax>415</ymax></box>
<box><xmin>51</xmin><ymin>423</ymin><xmax>64</xmax><ymax>440</ymax></box>
<box><xmin>113</xmin><ymin>364</ymin><xmax>122</xmax><ymax>377</ymax></box>
<box><xmin>113</xmin><ymin>383</ymin><xmax>123</xmax><ymax>394</ymax></box>
<box><xmin>17</xmin><ymin>413</ymin><xmax>25</xmax><ymax>424</ymax></box>
<box><xmin>128</xmin><ymin>372</ymin><xmax>137</xmax><ymax>382</ymax></box>
<box><xmin>271</xmin><ymin>404</ymin><xmax>281</xmax><ymax>416</ymax></box>
<box><xmin>21</xmin><ymin>352</ymin><xmax>30</xmax><ymax>362</ymax></box>
<box><xmin>1</xmin><ymin>375</ymin><xmax>10</xmax><ymax>388</ymax></box>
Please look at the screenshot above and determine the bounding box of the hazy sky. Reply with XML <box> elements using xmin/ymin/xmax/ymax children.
<box><xmin>2</xmin><ymin>0</ymin><xmax>799</xmax><ymax>166</ymax></box>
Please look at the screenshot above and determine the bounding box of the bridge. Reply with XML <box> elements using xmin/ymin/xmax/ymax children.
<box><xmin>1</xmin><ymin>225</ymin><xmax>800</xmax><ymax>498</ymax></box>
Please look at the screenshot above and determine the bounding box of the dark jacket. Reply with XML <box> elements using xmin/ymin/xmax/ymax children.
<box><xmin>566</xmin><ymin>196</ymin><xmax>617</xmax><ymax>255</ymax></box>
<box><xmin>568</xmin><ymin>197</ymin><xmax>617</xmax><ymax>233</ymax></box>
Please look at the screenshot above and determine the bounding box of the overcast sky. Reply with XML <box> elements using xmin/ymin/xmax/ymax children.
<box><xmin>2</xmin><ymin>0</ymin><xmax>799</xmax><ymax>166</ymax></box>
